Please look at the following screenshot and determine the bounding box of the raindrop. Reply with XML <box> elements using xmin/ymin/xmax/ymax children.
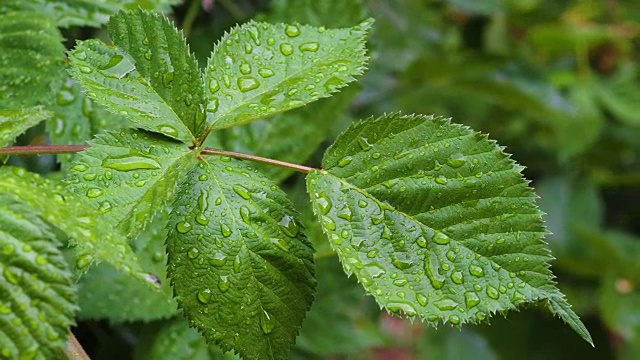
<box><xmin>239</xmin><ymin>62</ymin><xmax>252</xmax><ymax>75</ymax></box>
<box><xmin>195</xmin><ymin>213</ymin><xmax>209</xmax><ymax>226</ymax></box>
<box><xmin>299</xmin><ymin>42</ymin><xmax>319</xmax><ymax>52</ymax></box>
<box><xmin>416</xmin><ymin>236</ymin><xmax>427</xmax><ymax>248</ymax></box>
<box><xmin>486</xmin><ymin>285</ymin><xmax>500</xmax><ymax>299</ymax></box>
<box><xmin>469</xmin><ymin>264</ymin><xmax>484</xmax><ymax>277</ymax></box>
<box><xmin>233</xmin><ymin>255</ymin><xmax>242</xmax><ymax>273</ymax></box>
<box><xmin>424</xmin><ymin>253</ymin><xmax>445</xmax><ymax>289</ymax></box>
<box><xmin>320</xmin><ymin>215</ymin><xmax>336</xmax><ymax>231</ymax></box>
<box><xmin>209</xmin><ymin>79</ymin><xmax>220</xmax><ymax>94</ymax></box>
<box><xmin>3</xmin><ymin>268</ymin><xmax>19</xmax><ymax>284</ymax></box>
<box><xmin>315</xmin><ymin>192</ymin><xmax>332</xmax><ymax>214</ymax></box>
<box><xmin>363</xmin><ymin>263</ymin><xmax>386</xmax><ymax>278</ymax></box>
<box><xmin>393</xmin><ymin>278</ymin><xmax>408</xmax><ymax>287</ymax></box>
<box><xmin>220</xmin><ymin>223</ymin><xmax>233</xmax><ymax>237</ymax></box>
<box><xmin>197</xmin><ymin>288</ymin><xmax>212</xmax><ymax>304</ymax></box>
<box><xmin>71</xmin><ymin>163</ymin><xmax>89</xmax><ymax>172</ymax></box>
<box><xmin>177</xmin><ymin>221</ymin><xmax>192</xmax><ymax>233</ymax></box>
<box><xmin>232</xmin><ymin>184</ymin><xmax>251</xmax><ymax>199</ymax></box>
<box><xmin>435</xmin><ymin>176</ymin><xmax>447</xmax><ymax>185</ymax></box>
<box><xmin>391</xmin><ymin>257</ymin><xmax>412</xmax><ymax>271</ymax></box>
<box><xmin>144</xmin><ymin>50</ymin><xmax>152</xmax><ymax>60</ymax></box>
<box><xmin>447</xmin><ymin>153</ymin><xmax>467</xmax><ymax>168</ymax></box>
<box><xmin>270</xmin><ymin>237</ymin><xmax>290</xmax><ymax>252</ymax></box>
<box><xmin>279</xmin><ymin>43</ymin><xmax>294</xmax><ymax>56</ymax></box>
<box><xmin>278</xmin><ymin>215</ymin><xmax>299</xmax><ymax>237</ymax></box>
<box><xmin>240</xmin><ymin>206</ymin><xmax>251</xmax><ymax>223</ymax></box>
<box><xmin>258</xmin><ymin>68</ymin><xmax>275</xmax><ymax>78</ymax></box>
<box><xmin>284</xmin><ymin>24</ymin><xmax>301</xmax><ymax>37</ymax></box>
<box><xmin>337</xmin><ymin>156</ymin><xmax>353</xmax><ymax>167</ymax></box>
<box><xmin>86</xmin><ymin>188</ymin><xmax>103</xmax><ymax>198</ymax></box>
<box><xmin>416</xmin><ymin>293</ymin><xmax>428</xmax><ymax>306</ymax></box>
<box><xmin>206</xmin><ymin>98</ymin><xmax>219</xmax><ymax>113</ymax></box>
<box><xmin>186</xmin><ymin>247</ymin><xmax>200</xmax><ymax>259</ymax></box>
<box><xmin>98</xmin><ymin>201</ymin><xmax>112</xmax><ymax>214</ymax></box>
<box><xmin>358</xmin><ymin>199</ymin><xmax>368</xmax><ymax>208</ymax></box>
<box><xmin>366</xmin><ymin>249</ymin><xmax>379</xmax><ymax>258</ymax></box>
<box><xmin>434</xmin><ymin>298</ymin><xmax>458</xmax><ymax>311</ymax></box>
<box><xmin>210</xmin><ymin>253</ymin><xmax>227</xmax><ymax>267</ymax></box>
<box><xmin>103</xmin><ymin>154</ymin><xmax>161</xmax><ymax>172</ymax></box>
<box><xmin>387</xmin><ymin>301</ymin><xmax>417</xmax><ymax>317</ymax></box>
<box><xmin>260</xmin><ymin>309</ymin><xmax>275</xmax><ymax>334</ymax></box>
<box><xmin>464</xmin><ymin>291</ymin><xmax>480</xmax><ymax>309</ymax></box>
<box><xmin>78</xmin><ymin>66</ymin><xmax>93</xmax><ymax>74</ymax></box>
<box><xmin>99</xmin><ymin>54</ymin><xmax>134</xmax><ymax>79</ymax></box>
<box><xmin>451</xmin><ymin>271</ymin><xmax>464</xmax><ymax>284</ymax></box>
<box><xmin>449</xmin><ymin>315</ymin><xmax>461</xmax><ymax>325</ymax></box>
<box><xmin>358</xmin><ymin>137</ymin><xmax>373</xmax><ymax>151</ymax></box>
<box><xmin>432</xmin><ymin>231</ymin><xmax>451</xmax><ymax>245</ymax></box>
<box><xmin>237</xmin><ymin>76</ymin><xmax>260</xmax><ymax>92</ymax></box>
<box><xmin>337</xmin><ymin>207</ymin><xmax>352</xmax><ymax>221</ymax></box>
<box><xmin>74</xmin><ymin>50</ymin><xmax>87</xmax><ymax>60</ymax></box>
<box><xmin>324</xmin><ymin>77</ymin><xmax>343</xmax><ymax>92</ymax></box>
<box><xmin>218</xmin><ymin>275</ymin><xmax>230</xmax><ymax>292</ymax></box>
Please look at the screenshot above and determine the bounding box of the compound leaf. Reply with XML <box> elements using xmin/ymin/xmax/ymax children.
<box><xmin>68</xmin><ymin>39</ymin><xmax>194</xmax><ymax>143</ymax></box>
<box><xmin>203</xmin><ymin>19</ymin><xmax>370</xmax><ymax>130</ymax></box>
<box><xmin>108</xmin><ymin>9</ymin><xmax>207</xmax><ymax>138</ymax></box>
<box><xmin>77</xmin><ymin>209</ymin><xmax>176</xmax><ymax>322</ymax></box>
<box><xmin>166</xmin><ymin>158</ymin><xmax>316</xmax><ymax>359</ymax></box>
<box><xmin>0</xmin><ymin>199</ymin><xmax>77</xmax><ymax>359</ymax></box>
<box><xmin>0</xmin><ymin>167</ymin><xmax>144</xmax><ymax>280</ymax></box>
<box><xmin>306</xmin><ymin>113</ymin><xmax>592</xmax><ymax>345</ymax></box>
<box><xmin>66</xmin><ymin>129</ymin><xmax>198</xmax><ymax>240</ymax></box>
<box><xmin>0</xmin><ymin>107</ymin><xmax>50</xmax><ymax>147</ymax></box>
<box><xmin>0</xmin><ymin>10</ymin><xmax>65</xmax><ymax>109</ymax></box>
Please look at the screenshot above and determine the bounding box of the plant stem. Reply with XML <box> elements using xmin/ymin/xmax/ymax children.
<box><xmin>0</xmin><ymin>145</ymin><xmax>318</xmax><ymax>174</ymax></box>
<box><xmin>65</xmin><ymin>333</ymin><xmax>90</xmax><ymax>360</ymax></box>
<box><xmin>199</xmin><ymin>148</ymin><xmax>317</xmax><ymax>173</ymax></box>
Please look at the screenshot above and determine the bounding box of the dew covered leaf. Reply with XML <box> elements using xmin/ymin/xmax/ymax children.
<box><xmin>0</xmin><ymin>198</ymin><xmax>77</xmax><ymax>359</ymax></box>
<box><xmin>0</xmin><ymin>9</ymin><xmax>66</xmax><ymax>109</ymax></box>
<box><xmin>166</xmin><ymin>158</ymin><xmax>316</xmax><ymax>359</ymax></box>
<box><xmin>203</xmin><ymin>19</ymin><xmax>370</xmax><ymax>130</ymax></box>
<box><xmin>108</xmin><ymin>9</ymin><xmax>207</xmax><ymax>138</ymax></box>
<box><xmin>0</xmin><ymin>166</ymin><xmax>144</xmax><ymax>280</ymax></box>
<box><xmin>77</xmin><ymin>209</ymin><xmax>176</xmax><ymax>322</ymax></box>
<box><xmin>306</xmin><ymin>113</ymin><xmax>592</xmax><ymax>345</ymax></box>
<box><xmin>68</xmin><ymin>39</ymin><xmax>195</xmax><ymax>143</ymax></box>
<box><xmin>66</xmin><ymin>129</ymin><xmax>198</xmax><ymax>240</ymax></box>
<box><xmin>0</xmin><ymin>107</ymin><xmax>50</xmax><ymax>148</ymax></box>
<box><xmin>48</xmin><ymin>77</ymin><xmax>129</xmax><ymax>171</ymax></box>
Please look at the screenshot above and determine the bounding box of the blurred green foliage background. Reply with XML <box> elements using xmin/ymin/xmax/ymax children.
<box><xmin>23</xmin><ymin>0</ymin><xmax>639</xmax><ymax>358</ymax></box>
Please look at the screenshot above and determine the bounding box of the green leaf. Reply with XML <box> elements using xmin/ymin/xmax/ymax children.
<box><xmin>218</xmin><ymin>88</ymin><xmax>356</xmax><ymax>182</ymax></box>
<box><xmin>68</xmin><ymin>40</ymin><xmax>195</xmax><ymax>143</ymax></box>
<box><xmin>0</xmin><ymin>199</ymin><xmax>77</xmax><ymax>359</ymax></box>
<box><xmin>203</xmin><ymin>19</ymin><xmax>371</xmax><ymax>130</ymax></box>
<box><xmin>0</xmin><ymin>107</ymin><xmax>49</xmax><ymax>147</ymax></box>
<box><xmin>108</xmin><ymin>9</ymin><xmax>207</xmax><ymax>138</ymax></box>
<box><xmin>1</xmin><ymin>0</ymin><xmax>181</xmax><ymax>28</ymax></box>
<box><xmin>0</xmin><ymin>166</ymin><xmax>144</xmax><ymax>280</ymax></box>
<box><xmin>306</xmin><ymin>113</ymin><xmax>592</xmax><ymax>345</ymax></box>
<box><xmin>48</xmin><ymin>77</ymin><xmax>129</xmax><ymax>171</ymax></box>
<box><xmin>135</xmin><ymin>319</ymin><xmax>240</xmax><ymax>360</ymax></box>
<box><xmin>66</xmin><ymin>129</ymin><xmax>198</xmax><ymax>240</ymax></box>
<box><xmin>77</xmin><ymin>209</ymin><xmax>176</xmax><ymax>322</ymax></box>
<box><xmin>166</xmin><ymin>158</ymin><xmax>316</xmax><ymax>359</ymax></box>
<box><xmin>0</xmin><ymin>10</ymin><xmax>66</xmax><ymax>109</ymax></box>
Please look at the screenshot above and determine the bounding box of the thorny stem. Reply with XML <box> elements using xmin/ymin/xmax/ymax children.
<box><xmin>0</xmin><ymin>145</ymin><xmax>318</xmax><ymax>174</ymax></box>
<box><xmin>64</xmin><ymin>333</ymin><xmax>91</xmax><ymax>360</ymax></box>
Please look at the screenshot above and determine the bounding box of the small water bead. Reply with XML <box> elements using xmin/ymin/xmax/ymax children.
<box><xmin>447</xmin><ymin>153</ymin><xmax>467</xmax><ymax>168</ymax></box>
<box><xmin>237</xmin><ymin>76</ymin><xmax>260</xmax><ymax>92</ymax></box>
<box><xmin>284</xmin><ymin>24</ymin><xmax>301</xmax><ymax>37</ymax></box>
<box><xmin>244</xmin><ymin>43</ymin><xmax>253</xmax><ymax>54</ymax></box>
<box><xmin>209</xmin><ymin>79</ymin><xmax>220</xmax><ymax>93</ymax></box>
<box><xmin>451</xmin><ymin>271</ymin><xmax>464</xmax><ymax>284</ymax></box>
<box><xmin>435</xmin><ymin>176</ymin><xmax>447</xmax><ymax>185</ymax></box>
<box><xmin>393</xmin><ymin>278</ymin><xmax>408</xmax><ymax>287</ymax></box>
<box><xmin>464</xmin><ymin>291</ymin><xmax>481</xmax><ymax>309</ymax></box>
<box><xmin>176</xmin><ymin>221</ymin><xmax>192</xmax><ymax>233</ymax></box>
<box><xmin>267</xmin><ymin>37</ymin><xmax>276</xmax><ymax>45</ymax></box>
<box><xmin>278</xmin><ymin>215</ymin><xmax>299</xmax><ymax>237</ymax></box>
<box><xmin>234</xmin><ymin>255</ymin><xmax>242</xmax><ymax>273</ymax></box>
<box><xmin>270</xmin><ymin>237</ymin><xmax>290</xmax><ymax>252</ymax></box>
<box><xmin>469</xmin><ymin>264</ymin><xmax>484</xmax><ymax>277</ymax></box>
<box><xmin>79</xmin><ymin>66</ymin><xmax>93</xmax><ymax>74</ymax></box>
<box><xmin>434</xmin><ymin>298</ymin><xmax>458</xmax><ymax>311</ymax></box>
<box><xmin>85</xmin><ymin>188</ymin><xmax>103</xmax><ymax>198</ymax></box>
<box><xmin>75</xmin><ymin>254</ymin><xmax>93</xmax><ymax>270</ymax></box>
<box><xmin>220</xmin><ymin>223</ymin><xmax>232</xmax><ymax>237</ymax></box>
<box><xmin>416</xmin><ymin>236</ymin><xmax>427</xmax><ymax>248</ymax></box>
<box><xmin>103</xmin><ymin>154</ymin><xmax>161</xmax><ymax>171</ymax></box>
<box><xmin>279</xmin><ymin>43</ymin><xmax>294</xmax><ymax>56</ymax></box>
<box><xmin>71</xmin><ymin>163</ymin><xmax>89</xmax><ymax>172</ymax></box>
<box><xmin>486</xmin><ymin>285</ymin><xmax>500</xmax><ymax>299</ymax></box>
<box><xmin>218</xmin><ymin>275</ymin><xmax>230</xmax><ymax>292</ymax></box>
<box><xmin>258</xmin><ymin>68</ymin><xmax>275</xmax><ymax>78</ymax></box>
<box><xmin>335</xmin><ymin>156</ymin><xmax>354</xmax><ymax>168</ymax></box>
<box><xmin>321</xmin><ymin>215</ymin><xmax>336</xmax><ymax>231</ymax></box>
<box><xmin>195</xmin><ymin>213</ymin><xmax>209</xmax><ymax>226</ymax></box>
<box><xmin>432</xmin><ymin>231</ymin><xmax>450</xmax><ymax>245</ymax></box>
<box><xmin>260</xmin><ymin>310</ymin><xmax>275</xmax><ymax>334</ymax></box>
<box><xmin>232</xmin><ymin>184</ymin><xmax>251</xmax><ymax>199</ymax></box>
<box><xmin>144</xmin><ymin>50</ymin><xmax>152</xmax><ymax>60</ymax></box>
<box><xmin>187</xmin><ymin>247</ymin><xmax>200</xmax><ymax>259</ymax></box>
<box><xmin>206</xmin><ymin>98</ymin><xmax>219</xmax><ymax>113</ymax></box>
<box><xmin>364</xmin><ymin>263</ymin><xmax>386</xmax><ymax>278</ymax></box>
<box><xmin>315</xmin><ymin>192</ymin><xmax>332</xmax><ymax>214</ymax></box>
<box><xmin>424</xmin><ymin>253</ymin><xmax>445</xmax><ymax>290</ymax></box>
<box><xmin>209</xmin><ymin>253</ymin><xmax>227</xmax><ymax>267</ymax></box>
<box><xmin>240</xmin><ymin>206</ymin><xmax>251</xmax><ymax>223</ymax></box>
<box><xmin>197</xmin><ymin>288</ymin><xmax>212</xmax><ymax>304</ymax></box>
<box><xmin>387</xmin><ymin>301</ymin><xmax>417</xmax><ymax>317</ymax></box>
<box><xmin>337</xmin><ymin>207</ymin><xmax>352</xmax><ymax>221</ymax></box>
<box><xmin>366</xmin><ymin>249</ymin><xmax>379</xmax><ymax>258</ymax></box>
<box><xmin>239</xmin><ymin>62</ymin><xmax>252</xmax><ymax>75</ymax></box>
<box><xmin>358</xmin><ymin>137</ymin><xmax>373</xmax><ymax>151</ymax></box>
<box><xmin>299</xmin><ymin>42</ymin><xmax>319</xmax><ymax>52</ymax></box>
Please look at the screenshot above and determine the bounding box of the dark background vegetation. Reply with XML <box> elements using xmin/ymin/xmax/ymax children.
<box><xmin>17</xmin><ymin>0</ymin><xmax>640</xmax><ymax>358</ymax></box>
